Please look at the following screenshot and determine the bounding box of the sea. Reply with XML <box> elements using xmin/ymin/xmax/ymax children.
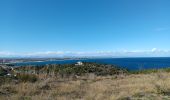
<box><xmin>13</xmin><ymin>57</ymin><xmax>170</xmax><ymax>71</ymax></box>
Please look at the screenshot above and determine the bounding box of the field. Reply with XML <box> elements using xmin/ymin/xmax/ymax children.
<box><xmin>1</xmin><ymin>63</ymin><xmax>170</xmax><ymax>100</ymax></box>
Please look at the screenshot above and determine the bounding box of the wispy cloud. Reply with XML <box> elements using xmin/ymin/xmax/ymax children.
<box><xmin>0</xmin><ymin>51</ymin><xmax>16</xmax><ymax>56</ymax></box>
<box><xmin>0</xmin><ymin>48</ymin><xmax>170</xmax><ymax>58</ymax></box>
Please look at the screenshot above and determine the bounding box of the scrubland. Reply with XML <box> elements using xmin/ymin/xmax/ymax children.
<box><xmin>1</xmin><ymin>63</ymin><xmax>170</xmax><ymax>100</ymax></box>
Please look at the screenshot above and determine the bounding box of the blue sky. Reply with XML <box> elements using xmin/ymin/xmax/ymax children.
<box><xmin>0</xmin><ymin>0</ymin><xmax>170</xmax><ymax>57</ymax></box>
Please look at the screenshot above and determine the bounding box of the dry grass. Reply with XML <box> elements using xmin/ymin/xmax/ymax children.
<box><xmin>1</xmin><ymin>72</ymin><xmax>170</xmax><ymax>100</ymax></box>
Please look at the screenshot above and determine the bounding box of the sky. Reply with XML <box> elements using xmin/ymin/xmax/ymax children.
<box><xmin>0</xmin><ymin>0</ymin><xmax>170</xmax><ymax>57</ymax></box>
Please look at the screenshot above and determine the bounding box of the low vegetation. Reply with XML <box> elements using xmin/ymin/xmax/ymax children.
<box><xmin>1</xmin><ymin>63</ymin><xmax>170</xmax><ymax>100</ymax></box>
<box><xmin>130</xmin><ymin>67</ymin><xmax>170</xmax><ymax>74</ymax></box>
<box><xmin>14</xmin><ymin>62</ymin><xmax>127</xmax><ymax>76</ymax></box>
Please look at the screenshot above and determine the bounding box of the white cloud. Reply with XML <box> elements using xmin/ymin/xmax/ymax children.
<box><xmin>24</xmin><ymin>51</ymin><xmax>64</xmax><ymax>56</ymax></box>
<box><xmin>0</xmin><ymin>51</ymin><xmax>16</xmax><ymax>56</ymax></box>
<box><xmin>0</xmin><ymin>49</ymin><xmax>170</xmax><ymax>58</ymax></box>
<box><xmin>151</xmin><ymin>48</ymin><xmax>157</xmax><ymax>52</ymax></box>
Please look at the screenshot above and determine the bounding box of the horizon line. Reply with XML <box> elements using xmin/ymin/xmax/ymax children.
<box><xmin>0</xmin><ymin>48</ymin><xmax>170</xmax><ymax>58</ymax></box>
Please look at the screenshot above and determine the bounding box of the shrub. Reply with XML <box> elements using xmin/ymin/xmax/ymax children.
<box><xmin>17</xmin><ymin>74</ymin><xmax>37</xmax><ymax>83</ymax></box>
<box><xmin>0</xmin><ymin>67</ymin><xmax>8</xmax><ymax>76</ymax></box>
<box><xmin>14</xmin><ymin>63</ymin><xmax>128</xmax><ymax>77</ymax></box>
<box><xmin>130</xmin><ymin>67</ymin><xmax>170</xmax><ymax>74</ymax></box>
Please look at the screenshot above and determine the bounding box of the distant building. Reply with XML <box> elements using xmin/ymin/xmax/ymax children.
<box><xmin>75</xmin><ymin>61</ymin><xmax>83</xmax><ymax>66</ymax></box>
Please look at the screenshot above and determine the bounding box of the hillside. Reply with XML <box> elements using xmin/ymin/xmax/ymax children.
<box><xmin>1</xmin><ymin>63</ymin><xmax>170</xmax><ymax>100</ymax></box>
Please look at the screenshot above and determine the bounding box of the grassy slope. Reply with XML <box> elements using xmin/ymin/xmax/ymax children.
<box><xmin>1</xmin><ymin>63</ymin><xmax>170</xmax><ymax>100</ymax></box>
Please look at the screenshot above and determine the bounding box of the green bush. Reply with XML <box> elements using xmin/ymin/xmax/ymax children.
<box><xmin>17</xmin><ymin>74</ymin><xmax>37</xmax><ymax>83</ymax></box>
<box><xmin>130</xmin><ymin>67</ymin><xmax>170</xmax><ymax>74</ymax></box>
<box><xmin>14</xmin><ymin>62</ymin><xmax>128</xmax><ymax>77</ymax></box>
<box><xmin>0</xmin><ymin>67</ymin><xmax>8</xmax><ymax>76</ymax></box>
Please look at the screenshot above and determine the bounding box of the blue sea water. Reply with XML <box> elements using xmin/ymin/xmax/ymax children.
<box><xmin>13</xmin><ymin>57</ymin><xmax>170</xmax><ymax>71</ymax></box>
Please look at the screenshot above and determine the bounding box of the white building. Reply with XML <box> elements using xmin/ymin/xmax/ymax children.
<box><xmin>75</xmin><ymin>61</ymin><xmax>83</xmax><ymax>66</ymax></box>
